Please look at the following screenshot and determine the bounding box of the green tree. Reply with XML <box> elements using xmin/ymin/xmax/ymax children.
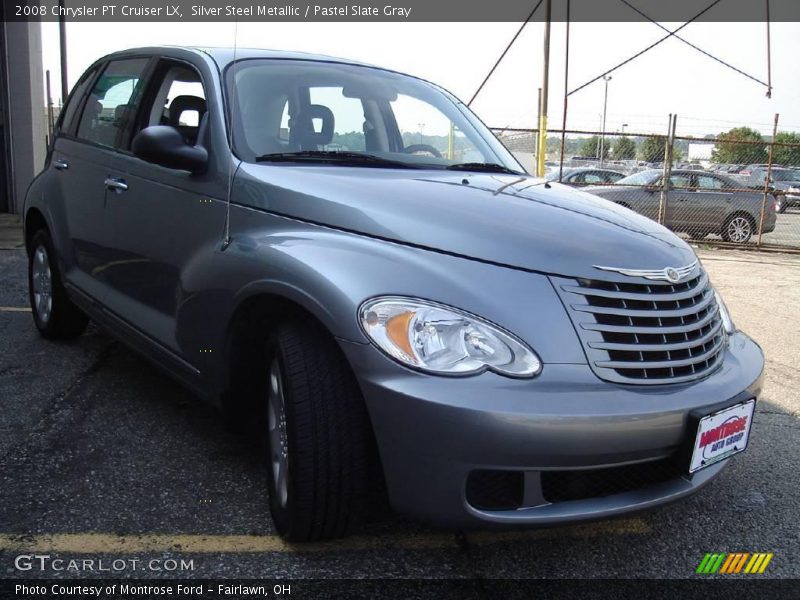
<box><xmin>710</xmin><ymin>127</ymin><xmax>767</xmax><ymax>164</ymax></box>
<box><xmin>638</xmin><ymin>135</ymin><xmax>667</xmax><ymax>162</ymax></box>
<box><xmin>577</xmin><ymin>136</ymin><xmax>610</xmax><ymax>159</ymax></box>
<box><xmin>613</xmin><ymin>137</ymin><xmax>636</xmax><ymax>160</ymax></box>
<box><xmin>772</xmin><ymin>132</ymin><xmax>800</xmax><ymax>166</ymax></box>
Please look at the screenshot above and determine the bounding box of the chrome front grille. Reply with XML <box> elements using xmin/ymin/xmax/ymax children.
<box><xmin>552</xmin><ymin>269</ymin><xmax>726</xmax><ymax>384</ymax></box>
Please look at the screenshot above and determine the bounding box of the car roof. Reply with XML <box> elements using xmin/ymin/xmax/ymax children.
<box><xmin>97</xmin><ymin>46</ymin><xmax>376</xmax><ymax>70</ymax></box>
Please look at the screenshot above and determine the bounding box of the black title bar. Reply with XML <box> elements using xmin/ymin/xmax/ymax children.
<box><xmin>2</xmin><ymin>0</ymin><xmax>800</xmax><ymax>22</ymax></box>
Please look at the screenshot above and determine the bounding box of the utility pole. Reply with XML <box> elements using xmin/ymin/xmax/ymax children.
<box><xmin>599</xmin><ymin>75</ymin><xmax>612</xmax><ymax>167</ymax></box>
<box><xmin>58</xmin><ymin>0</ymin><xmax>69</xmax><ymax>102</ymax></box>
<box><xmin>536</xmin><ymin>0</ymin><xmax>551</xmax><ymax>177</ymax></box>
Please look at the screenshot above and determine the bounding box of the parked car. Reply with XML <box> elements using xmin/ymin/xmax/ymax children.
<box><xmin>745</xmin><ymin>167</ymin><xmax>800</xmax><ymax>213</ymax></box>
<box><xmin>545</xmin><ymin>167</ymin><xmax>625</xmax><ymax>187</ymax></box>
<box><xmin>25</xmin><ymin>47</ymin><xmax>764</xmax><ymax>541</ymax></box>
<box><xmin>586</xmin><ymin>169</ymin><xmax>777</xmax><ymax>243</ymax></box>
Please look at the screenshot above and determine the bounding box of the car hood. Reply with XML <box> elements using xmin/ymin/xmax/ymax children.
<box><xmin>234</xmin><ymin>164</ymin><xmax>697</xmax><ymax>280</ymax></box>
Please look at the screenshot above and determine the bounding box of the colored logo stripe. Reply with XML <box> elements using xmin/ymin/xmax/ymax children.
<box><xmin>697</xmin><ymin>552</ymin><xmax>773</xmax><ymax>574</ymax></box>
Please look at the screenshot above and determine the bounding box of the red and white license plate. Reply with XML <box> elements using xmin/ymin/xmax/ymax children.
<box><xmin>689</xmin><ymin>399</ymin><xmax>755</xmax><ymax>473</ymax></box>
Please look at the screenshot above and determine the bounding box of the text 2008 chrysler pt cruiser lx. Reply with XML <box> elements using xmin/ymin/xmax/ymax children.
<box><xmin>25</xmin><ymin>47</ymin><xmax>763</xmax><ymax>541</ymax></box>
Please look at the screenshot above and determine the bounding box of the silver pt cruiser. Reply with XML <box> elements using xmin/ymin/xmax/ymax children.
<box><xmin>24</xmin><ymin>47</ymin><xmax>764</xmax><ymax>541</ymax></box>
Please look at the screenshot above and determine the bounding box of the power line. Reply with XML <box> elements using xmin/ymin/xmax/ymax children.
<box><xmin>618</xmin><ymin>0</ymin><xmax>769</xmax><ymax>90</ymax></box>
<box><xmin>468</xmin><ymin>0</ymin><xmax>543</xmax><ymax>107</ymax></box>
<box><xmin>568</xmin><ymin>0</ymin><xmax>723</xmax><ymax>97</ymax></box>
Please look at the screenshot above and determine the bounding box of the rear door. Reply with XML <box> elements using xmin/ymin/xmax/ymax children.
<box><xmin>681</xmin><ymin>174</ymin><xmax>730</xmax><ymax>232</ymax></box>
<box><xmin>663</xmin><ymin>173</ymin><xmax>693</xmax><ymax>230</ymax></box>
<box><xmin>51</xmin><ymin>58</ymin><xmax>151</xmax><ymax>301</ymax></box>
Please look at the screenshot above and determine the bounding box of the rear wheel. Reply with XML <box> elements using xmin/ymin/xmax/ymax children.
<box><xmin>28</xmin><ymin>230</ymin><xmax>88</xmax><ymax>339</ymax></box>
<box><xmin>721</xmin><ymin>214</ymin><xmax>755</xmax><ymax>244</ymax></box>
<box><xmin>263</xmin><ymin>319</ymin><xmax>370</xmax><ymax>541</ymax></box>
<box><xmin>776</xmin><ymin>197</ymin><xmax>787</xmax><ymax>213</ymax></box>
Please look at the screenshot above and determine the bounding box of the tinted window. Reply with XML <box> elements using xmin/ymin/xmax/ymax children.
<box><xmin>77</xmin><ymin>58</ymin><xmax>149</xmax><ymax>148</ymax></box>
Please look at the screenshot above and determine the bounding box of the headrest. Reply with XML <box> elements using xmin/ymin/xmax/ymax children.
<box><xmin>168</xmin><ymin>95</ymin><xmax>207</xmax><ymax>126</ymax></box>
<box><xmin>290</xmin><ymin>104</ymin><xmax>334</xmax><ymax>149</ymax></box>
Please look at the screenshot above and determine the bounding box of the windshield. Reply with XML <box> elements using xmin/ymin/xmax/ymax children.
<box><xmin>616</xmin><ymin>170</ymin><xmax>659</xmax><ymax>186</ymax></box>
<box><xmin>225</xmin><ymin>59</ymin><xmax>523</xmax><ymax>172</ymax></box>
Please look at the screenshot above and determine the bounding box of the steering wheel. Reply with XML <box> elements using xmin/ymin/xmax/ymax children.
<box><xmin>402</xmin><ymin>144</ymin><xmax>442</xmax><ymax>158</ymax></box>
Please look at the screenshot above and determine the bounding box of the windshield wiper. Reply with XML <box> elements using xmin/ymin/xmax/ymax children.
<box><xmin>254</xmin><ymin>150</ymin><xmax>415</xmax><ymax>169</ymax></box>
<box><xmin>445</xmin><ymin>162</ymin><xmax>523</xmax><ymax>175</ymax></box>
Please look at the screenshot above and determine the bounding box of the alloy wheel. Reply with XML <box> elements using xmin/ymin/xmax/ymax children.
<box><xmin>267</xmin><ymin>358</ymin><xmax>290</xmax><ymax>508</ymax></box>
<box><xmin>727</xmin><ymin>217</ymin><xmax>752</xmax><ymax>243</ymax></box>
<box><xmin>31</xmin><ymin>245</ymin><xmax>53</xmax><ymax>324</ymax></box>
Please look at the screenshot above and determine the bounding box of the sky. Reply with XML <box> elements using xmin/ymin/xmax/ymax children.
<box><xmin>39</xmin><ymin>21</ymin><xmax>800</xmax><ymax>137</ymax></box>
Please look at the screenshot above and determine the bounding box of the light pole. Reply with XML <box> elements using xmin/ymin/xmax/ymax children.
<box><xmin>599</xmin><ymin>75</ymin><xmax>612</xmax><ymax>167</ymax></box>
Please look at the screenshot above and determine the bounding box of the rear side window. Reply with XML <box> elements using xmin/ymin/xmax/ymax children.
<box><xmin>77</xmin><ymin>58</ymin><xmax>149</xmax><ymax>148</ymax></box>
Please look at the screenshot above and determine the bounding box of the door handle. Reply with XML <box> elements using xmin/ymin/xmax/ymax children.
<box><xmin>104</xmin><ymin>177</ymin><xmax>128</xmax><ymax>193</ymax></box>
<box><xmin>53</xmin><ymin>159</ymin><xmax>69</xmax><ymax>171</ymax></box>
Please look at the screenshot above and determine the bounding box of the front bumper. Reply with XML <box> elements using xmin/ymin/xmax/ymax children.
<box><xmin>341</xmin><ymin>331</ymin><xmax>764</xmax><ymax>528</ymax></box>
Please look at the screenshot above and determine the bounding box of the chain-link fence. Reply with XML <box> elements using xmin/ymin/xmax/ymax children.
<box><xmin>492</xmin><ymin>118</ymin><xmax>800</xmax><ymax>251</ymax></box>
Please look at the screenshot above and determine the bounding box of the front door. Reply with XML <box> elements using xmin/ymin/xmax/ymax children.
<box><xmin>101</xmin><ymin>59</ymin><xmax>227</xmax><ymax>360</ymax></box>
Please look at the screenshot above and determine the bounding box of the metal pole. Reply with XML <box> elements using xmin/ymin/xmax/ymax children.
<box><xmin>758</xmin><ymin>113</ymin><xmax>779</xmax><ymax>247</ymax></box>
<box><xmin>558</xmin><ymin>0</ymin><xmax>571</xmax><ymax>183</ymax></box>
<box><xmin>536</xmin><ymin>0</ymin><xmax>551</xmax><ymax>177</ymax></box>
<box><xmin>658</xmin><ymin>114</ymin><xmax>676</xmax><ymax>225</ymax></box>
<box><xmin>599</xmin><ymin>75</ymin><xmax>611</xmax><ymax>167</ymax></box>
<box><xmin>45</xmin><ymin>70</ymin><xmax>54</xmax><ymax>141</ymax></box>
<box><xmin>536</xmin><ymin>87</ymin><xmax>542</xmax><ymax>169</ymax></box>
<box><xmin>58</xmin><ymin>0</ymin><xmax>69</xmax><ymax>102</ymax></box>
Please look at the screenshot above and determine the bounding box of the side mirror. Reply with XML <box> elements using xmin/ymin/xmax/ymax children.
<box><xmin>132</xmin><ymin>126</ymin><xmax>208</xmax><ymax>174</ymax></box>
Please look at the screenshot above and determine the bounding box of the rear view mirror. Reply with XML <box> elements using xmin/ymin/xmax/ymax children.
<box><xmin>132</xmin><ymin>126</ymin><xmax>208</xmax><ymax>174</ymax></box>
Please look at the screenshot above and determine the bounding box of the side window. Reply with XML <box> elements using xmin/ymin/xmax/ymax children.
<box><xmin>57</xmin><ymin>66</ymin><xmax>98</xmax><ymax>135</ymax></box>
<box><xmin>77</xmin><ymin>58</ymin><xmax>149</xmax><ymax>148</ymax></box>
<box><xmin>142</xmin><ymin>63</ymin><xmax>207</xmax><ymax>146</ymax></box>
<box><xmin>606</xmin><ymin>172</ymin><xmax>624</xmax><ymax>183</ymax></box>
<box><xmin>695</xmin><ymin>175</ymin><xmax>723</xmax><ymax>191</ymax></box>
<box><xmin>669</xmin><ymin>174</ymin><xmax>692</xmax><ymax>189</ymax></box>
<box><xmin>583</xmin><ymin>173</ymin><xmax>604</xmax><ymax>184</ymax></box>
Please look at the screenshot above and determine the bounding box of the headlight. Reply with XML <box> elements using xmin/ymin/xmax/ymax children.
<box><xmin>714</xmin><ymin>291</ymin><xmax>735</xmax><ymax>334</ymax></box>
<box><xmin>359</xmin><ymin>297</ymin><xmax>541</xmax><ymax>378</ymax></box>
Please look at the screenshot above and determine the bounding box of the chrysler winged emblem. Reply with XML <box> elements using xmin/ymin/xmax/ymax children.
<box><xmin>593</xmin><ymin>260</ymin><xmax>698</xmax><ymax>283</ymax></box>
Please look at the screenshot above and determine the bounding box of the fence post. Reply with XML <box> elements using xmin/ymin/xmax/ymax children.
<box><xmin>658</xmin><ymin>114</ymin><xmax>677</xmax><ymax>225</ymax></box>
<box><xmin>757</xmin><ymin>113</ymin><xmax>779</xmax><ymax>248</ymax></box>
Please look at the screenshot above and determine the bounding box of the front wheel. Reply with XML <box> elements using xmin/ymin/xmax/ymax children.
<box><xmin>264</xmin><ymin>320</ymin><xmax>371</xmax><ymax>541</ymax></box>
<box><xmin>721</xmin><ymin>215</ymin><xmax>755</xmax><ymax>244</ymax></box>
<box><xmin>28</xmin><ymin>230</ymin><xmax>88</xmax><ymax>339</ymax></box>
<box><xmin>776</xmin><ymin>197</ymin><xmax>787</xmax><ymax>213</ymax></box>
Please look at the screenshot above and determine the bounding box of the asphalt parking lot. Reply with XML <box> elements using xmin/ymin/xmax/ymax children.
<box><xmin>0</xmin><ymin>230</ymin><xmax>798</xmax><ymax>581</ymax></box>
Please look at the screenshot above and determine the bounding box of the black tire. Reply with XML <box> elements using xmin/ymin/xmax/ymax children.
<box><xmin>720</xmin><ymin>214</ymin><xmax>755</xmax><ymax>244</ymax></box>
<box><xmin>776</xmin><ymin>198</ymin><xmax>787</xmax><ymax>214</ymax></box>
<box><xmin>263</xmin><ymin>319</ymin><xmax>370</xmax><ymax>541</ymax></box>
<box><xmin>28</xmin><ymin>229</ymin><xmax>88</xmax><ymax>340</ymax></box>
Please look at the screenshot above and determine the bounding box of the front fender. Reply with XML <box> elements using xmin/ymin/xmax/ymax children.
<box><xmin>181</xmin><ymin>206</ymin><xmax>586</xmax><ymax>396</ymax></box>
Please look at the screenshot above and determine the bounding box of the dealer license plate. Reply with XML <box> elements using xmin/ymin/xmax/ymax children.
<box><xmin>689</xmin><ymin>399</ymin><xmax>755</xmax><ymax>473</ymax></box>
